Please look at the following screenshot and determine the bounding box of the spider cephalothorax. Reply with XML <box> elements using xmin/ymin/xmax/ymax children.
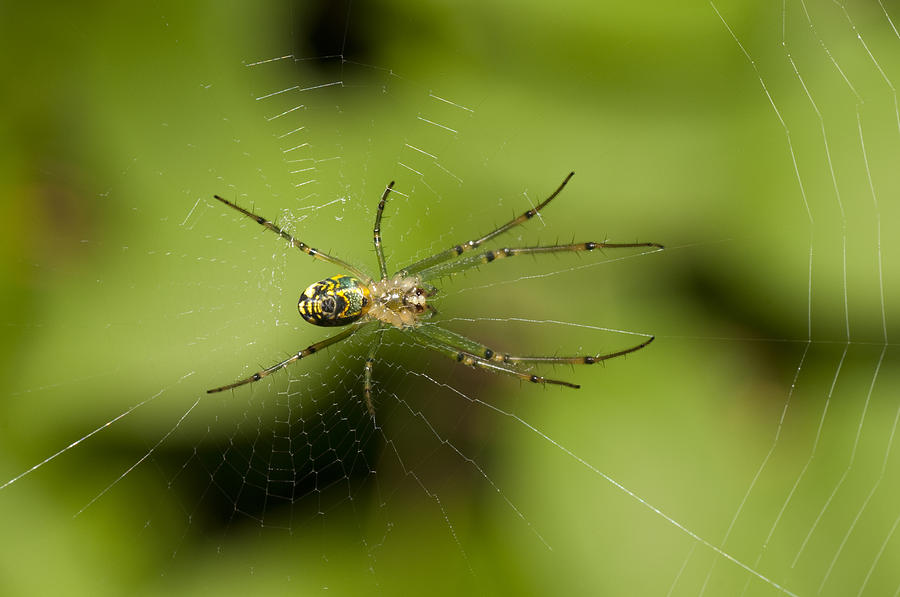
<box><xmin>367</xmin><ymin>274</ymin><xmax>436</xmax><ymax>329</ymax></box>
<box><xmin>208</xmin><ymin>173</ymin><xmax>663</xmax><ymax>417</ymax></box>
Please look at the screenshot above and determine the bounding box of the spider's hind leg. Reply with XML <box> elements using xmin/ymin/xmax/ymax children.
<box><xmin>207</xmin><ymin>324</ymin><xmax>365</xmax><ymax>393</ymax></box>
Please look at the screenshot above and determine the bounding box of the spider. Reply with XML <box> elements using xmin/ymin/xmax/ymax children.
<box><xmin>207</xmin><ymin>172</ymin><xmax>663</xmax><ymax>416</ymax></box>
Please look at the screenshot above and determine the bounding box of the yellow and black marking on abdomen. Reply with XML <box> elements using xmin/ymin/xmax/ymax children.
<box><xmin>298</xmin><ymin>275</ymin><xmax>371</xmax><ymax>327</ymax></box>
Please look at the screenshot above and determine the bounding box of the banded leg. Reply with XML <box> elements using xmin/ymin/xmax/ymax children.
<box><xmin>363</xmin><ymin>348</ymin><xmax>376</xmax><ymax>417</ymax></box>
<box><xmin>416</xmin><ymin>322</ymin><xmax>654</xmax><ymax>366</ymax></box>
<box><xmin>398</xmin><ymin>172</ymin><xmax>576</xmax><ymax>276</ymax></box>
<box><xmin>411</xmin><ymin>327</ymin><xmax>580</xmax><ymax>388</ymax></box>
<box><xmin>213</xmin><ymin>195</ymin><xmax>372</xmax><ymax>283</ymax></box>
<box><xmin>372</xmin><ymin>181</ymin><xmax>395</xmax><ymax>280</ymax></box>
<box><xmin>418</xmin><ymin>240</ymin><xmax>664</xmax><ymax>281</ymax></box>
<box><xmin>207</xmin><ymin>324</ymin><xmax>365</xmax><ymax>393</ymax></box>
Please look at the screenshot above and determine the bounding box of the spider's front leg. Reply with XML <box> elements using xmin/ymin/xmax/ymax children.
<box><xmin>398</xmin><ymin>172</ymin><xmax>577</xmax><ymax>276</ymax></box>
<box><xmin>417</xmin><ymin>240</ymin><xmax>664</xmax><ymax>281</ymax></box>
<box><xmin>411</xmin><ymin>323</ymin><xmax>654</xmax><ymax>388</ymax></box>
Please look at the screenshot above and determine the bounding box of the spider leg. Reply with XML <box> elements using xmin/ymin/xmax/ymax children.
<box><xmin>213</xmin><ymin>194</ymin><xmax>372</xmax><ymax>283</ymax></box>
<box><xmin>372</xmin><ymin>181</ymin><xmax>395</xmax><ymax>280</ymax></box>
<box><xmin>410</xmin><ymin>326</ymin><xmax>579</xmax><ymax>388</ymax></box>
<box><xmin>363</xmin><ymin>325</ymin><xmax>388</xmax><ymax>417</ymax></box>
<box><xmin>417</xmin><ymin>240</ymin><xmax>663</xmax><ymax>282</ymax></box>
<box><xmin>207</xmin><ymin>324</ymin><xmax>365</xmax><ymax>393</ymax></box>
<box><xmin>416</xmin><ymin>321</ymin><xmax>653</xmax><ymax>372</ymax></box>
<box><xmin>417</xmin><ymin>322</ymin><xmax>654</xmax><ymax>366</ymax></box>
<box><xmin>398</xmin><ymin>172</ymin><xmax>576</xmax><ymax>276</ymax></box>
<box><xmin>364</xmin><ymin>349</ymin><xmax>376</xmax><ymax>417</ymax></box>
<box><xmin>412</xmin><ymin>324</ymin><xmax>649</xmax><ymax>389</ymax></box>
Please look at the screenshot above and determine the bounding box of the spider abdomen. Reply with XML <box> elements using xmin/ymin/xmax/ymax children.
<box><xmin>298</xmin><ymin>275</ymin><xmax>371</xmax><ymax>327</ymax></box>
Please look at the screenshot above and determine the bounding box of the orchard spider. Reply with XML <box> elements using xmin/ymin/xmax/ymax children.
<box><xmin>207</xmin><ymin>172</ymin><xmax>663</xmax><ymax>416</ymax></box>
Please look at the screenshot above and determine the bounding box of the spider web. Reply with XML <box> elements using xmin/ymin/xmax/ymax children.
<box><xmin>1</xmin><ymin>1</ymin><xmax>899</xmax><ymax>595</ymax></box>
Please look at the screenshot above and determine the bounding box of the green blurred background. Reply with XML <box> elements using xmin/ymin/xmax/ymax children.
<box><xmin>1</xmin><ymin>1</ymin><xmax>898</xmax><ymax>595</ymax></box>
